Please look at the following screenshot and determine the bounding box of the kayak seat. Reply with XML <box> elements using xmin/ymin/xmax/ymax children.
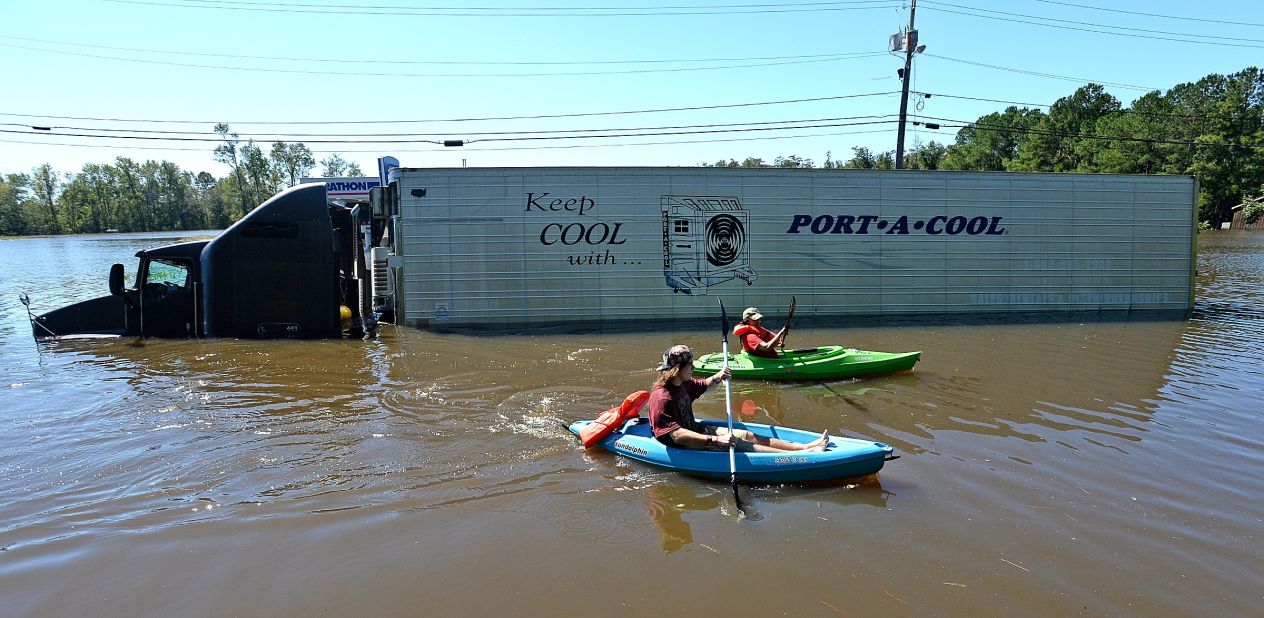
<box><xmin>621</xmin><ymin>417</ymin><xmax>647</xmax><ymax>432</ymax></box>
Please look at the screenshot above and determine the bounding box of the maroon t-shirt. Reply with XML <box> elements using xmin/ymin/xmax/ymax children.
<box><xmin>648</xmin><ymin>379</ymin><xmax>709</xmax><ymax>442</ymax></box>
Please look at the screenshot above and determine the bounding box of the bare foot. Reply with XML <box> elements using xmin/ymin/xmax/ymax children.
<box><xmin>803</xmin><ymin>431</ymin><xmax>829</xmax><ymax>451</ymax></box>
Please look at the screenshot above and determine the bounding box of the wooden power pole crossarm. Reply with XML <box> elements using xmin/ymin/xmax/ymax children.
<box><xmin>895</xmin><ymin>0</ymin><xmax>918</xmax><ymax>170</ymax></box>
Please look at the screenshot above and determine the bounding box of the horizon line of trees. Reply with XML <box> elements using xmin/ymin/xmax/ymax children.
<box><xmin>3</xmin><ymin>67</ymin><xmax>1261</xmax><ymax>236</ymax></box>
<box><xmin>0</xmin><ymin>126</ymin><xmax>364</xmax><ymax>236</ymax></box>
<box><xmin>703</xmin><ymin>68</ymin><xmax>1263</xmax><ymax>227</ymax></box>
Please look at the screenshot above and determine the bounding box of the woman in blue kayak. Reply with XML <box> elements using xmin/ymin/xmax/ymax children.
<box><xmin>649</xmin><ymin>344</ymin><xmax>827</xmax><ymax>452</ymax></box>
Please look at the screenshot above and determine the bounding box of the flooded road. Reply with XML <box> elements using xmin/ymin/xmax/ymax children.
<box><xmin>1</xmin><ymin>231</ymin><xmax>1260</xmax><ymax>616</ymax></box>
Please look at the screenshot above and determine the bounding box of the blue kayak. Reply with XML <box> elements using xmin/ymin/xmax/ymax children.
<box><xmin>567</xmin><ymin>418</ymin><xmax>895</xmax><ymax>483</ymax></box>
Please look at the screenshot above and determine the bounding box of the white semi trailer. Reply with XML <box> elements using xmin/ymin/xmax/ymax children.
<box><xmin>370</xmin><ymin>167</ymin><xmax>1196</xmax><ymax>331</ymax></box>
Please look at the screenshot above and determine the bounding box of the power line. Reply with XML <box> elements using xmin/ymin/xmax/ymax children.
<box><xmin>0</xmin><ymin>91</ymin><xmax>899</xmax><ymax>126</ymax></box>
<box><xmin>919</xmin><ymin>1</ymin><xmax>1264</xmax><ymax>48</ymax></box>
<box><xmin>0</xmin><ymin>34</ymin><xmax>872</xmax><ymax>67</ymax></box>
<box><xmin>924</xmin><ymin>1</ymin><xmax>1264</xmax><ymax>43</ymax></box>
<box><xmin>103</xmin><ymin>0</ymin><xmax>905</xmax><ymax>17</ymax></box>
<box><xmin>0</xmin><ymin>40</ymin><xmax>888</xmax><ymax>77</ymax></box>
<box><xmin>3</xmin><ymin>84</ymin><xmax>1235</xmax><ymax>141</ymax></box>
<box><xmin>921</xmin><ymin>115</ymin><xmax>1264</xmax><ymax>150</ymax></box>
<box><xmin>0</xmin><ymin>114</ymin><xmax>896</xmax><ymax>139</ymax></box>
<box><xmin>1029</xmin><ymin>0</ymin><xmax>1264</xmax><ymax>28</ymax></box>
<box><xmin>457</xmin><ymin>128</ymin><xmax>898</xmax><ymax>152</ymax></box>
<box><xmin>0</xmin><ymin>127</ymin><xmax>410</xmax><ymax>145</ymax></box>
<box><xmin>914</xmin><ymin>91</ymin><xmax>1248</xmax><ymax>123</ymax></box>
<box><xmin>921</xmin><ymin>54</ymin><xmax>1158</xmax><ymax>91</ymax></box>
<box><xmin>1</xmin><ymin>119</ymin><xmax>902</xmax><ymax>145</ymax></box>
<box><xmin>0</xmin><ymin>127</ymin><xmax>899</xmax><ymax>155</ymax></box>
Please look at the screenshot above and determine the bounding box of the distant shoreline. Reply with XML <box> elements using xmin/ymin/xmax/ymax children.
<box><xmin>1</xmin><ymin>229</ymin><xmax>223</xmax><ymax>240</ymax></box>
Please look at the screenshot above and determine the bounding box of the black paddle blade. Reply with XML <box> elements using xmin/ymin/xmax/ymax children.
<box><xmin>718</xmin><ymin>299</ymin><xmax>729</xmax><ymax>342</ymax></box>
<box><xmin>782</xmin><ymin>296</ymin><xmax>796</xmax><ymax>348</ymax></box>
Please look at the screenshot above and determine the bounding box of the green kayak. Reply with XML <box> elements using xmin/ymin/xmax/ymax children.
<box><xmin>692</xmin><ymin>346</ymin><xmax>921</xmax><ymax>381</ymax></box>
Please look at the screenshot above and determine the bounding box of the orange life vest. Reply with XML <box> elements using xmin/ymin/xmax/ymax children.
<box><xmin>732</xmin><ymin>323</ymin><xmax>774</xmax><ymax>354</ymax></box>
<box><xmin>579</xmin><ymin>390</ymin><xmax>650</xmax><ymax>448</ymax></box>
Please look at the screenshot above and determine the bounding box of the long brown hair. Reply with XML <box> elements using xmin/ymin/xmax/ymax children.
<box><xmin>651</xmin><ymin>366</ymin><xmax>685</xmax><ymax>391</ymax></box>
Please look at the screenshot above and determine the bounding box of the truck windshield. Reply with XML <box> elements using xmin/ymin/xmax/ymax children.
<box><xmin>146</xmin><ymin>260</ymin><xmax>190</xmax><ymax>288</ymax></box>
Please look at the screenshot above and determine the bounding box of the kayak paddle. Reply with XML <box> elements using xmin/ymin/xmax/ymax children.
<box><xmin>718</xmin><ymin>299</ymin><xmax>745</xmax><ymax>515</ymax></box>
<box><xmin>783</xmin><ymin>295</ymin><xmax>796</xmax><ymax>348</ymax></box>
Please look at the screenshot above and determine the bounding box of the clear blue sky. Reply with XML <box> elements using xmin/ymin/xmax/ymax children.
<box><xmin>1</xmin><ymin>0</ymin><xmax>1258</xmax><ymax>178</ymax></box>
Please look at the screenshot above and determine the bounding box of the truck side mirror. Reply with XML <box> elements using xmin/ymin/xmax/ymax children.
<box><xmin>109</xmin><ymin>263</ymin><xmax>125</xmax><ymax>296</ymax></box>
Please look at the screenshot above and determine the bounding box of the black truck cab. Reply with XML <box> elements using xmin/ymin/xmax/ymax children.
<box><xmin>119</xmin><ymin>240</ymin><xmax>206</xmax><ymax>338</ymax></box>
<box><xmin>29</xmin><ymin>183</ymin><xmax>381</xmax><ymax>340</ymax></box>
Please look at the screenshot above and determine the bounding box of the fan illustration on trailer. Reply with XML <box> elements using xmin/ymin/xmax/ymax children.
<box><xmin>661</xmin><ymin>195</ymin><xmax>757</xmax><ymax>295</ymax></box>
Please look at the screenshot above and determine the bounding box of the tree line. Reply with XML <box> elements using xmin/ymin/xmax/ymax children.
<box><xmin>3</xmin><ymin>68</ymin><xmax>1261</xmax><ymax>236</ymax></box>
<box><xmin>705</xmin><ymin>68</ymin><xmax>1263</xmax><ymax>227</ymax></box>
<box><xmin>0</xmin><ymin>124</ymin><xmax>363</xmax><ymax>236</ymax></box>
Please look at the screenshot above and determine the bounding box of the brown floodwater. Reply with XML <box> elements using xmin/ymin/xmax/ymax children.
<box><xmin>1</xmin><ymin>231</ymin><xmax>1260</xmax><ymax>616</ymax></box>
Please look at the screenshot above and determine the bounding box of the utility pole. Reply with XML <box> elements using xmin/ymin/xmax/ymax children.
<box><xmin>894</xmin><ymin>0</ymin><xmax>920</xmax><ymax>170</ymax></box>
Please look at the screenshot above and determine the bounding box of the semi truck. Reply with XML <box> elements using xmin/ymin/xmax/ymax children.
<box><xmin>28</xmin><ymin>183</ymin><xmax>391</xmax><ymax>340</ymax></box>
<box><xmin>29</xmin><ymin>165</ymin><xmax>1197</xmax><ymax>339</ymax></box>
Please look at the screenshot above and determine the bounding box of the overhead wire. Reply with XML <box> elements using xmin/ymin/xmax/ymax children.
<box><xmin>1029</xmin><ymin>0</ymin><xmax>1264</xmax><ymax>28</ymax></box>
<box><xmin>102</xmin><ymin>0</ymin><xmax>905</xmax><ymax>17</ymax></box>
<box><xmin>918</xmin><ymin>1</ymin><xmax>1264</xmax><ymax>48</ymax></box>
<box><xmin>925</xmin><ymin>0</ymin><xmax>1263</xmax><ymax>42</ymax></box>
<box><xmin>4</xmin><ymin>83</ymin><xmax>1248</xmax><ymax>152</ymax></box>
<box><xmin>920</xmin><ymin>54</ymin><xmax>1159</xmax><ymax>91</ymax></box>
<box><xmin>5</xmin><ymin>0</ymin><xmax>1253</xmax><ymax>161</ymax></box>
<box><xmin>0</xmin><ymin>91</ymin><xmax>901</xmax><ymax>125</ymax></box>
<box><xmin>101</xmin><ymin>0</ymin><xmax>1257</xmax><ymax>39</ymax></box>
<box><xmin>0</xmin><ymin>114</ymin><xmax>897</xmax><ymax>139</ymax></box>
<box><xmin>0</xmin><ymin>127</ymin><xmax>900</xmax><ymax>155</ymax></box>
<box><xmin>0</xmin><ymin>118</ymin><xmax>903</xmax><ymax>145</ymax></box>
<box><xmin>0</xmin><ymin>40</ymin><xmax>888</xmax><ymax>77</ymax></box>
<box><xmin>0</xmin><ymin>34</ymin><xmax>875</xmax><ymax>67</ymax></box>
<box><xmin>913</xmin><ymin>91</ymin><xmax>1248</xmax><ymax>122</ymax></box>
<box><xmin>920</xmin><ymin>114</ymin><xmax>1264</xmax><ymax>150</ymax></box>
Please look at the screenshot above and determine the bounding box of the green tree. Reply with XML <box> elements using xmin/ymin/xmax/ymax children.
<box><xmin>32</xmin><ymin>164</ymin><xmax>61</xmax><ymax>233</ymax></box>
<box><xmin>1012</xmin><ymin>84</ymin><xmax>1122</xmax><ymax>172</ymax></box>
<box><xmin>1184</xmin><ymin>69</ymin><xmax>1264</xmax><ymax>225</ymax></box>
<box><xmin>154</xmin><ymin>161</ymin><xmax>197</xmax><ymax>230</ymax></box>
<box><xmin>240</xmin><ymin>142</ymin><xmax>278</xmax><ymax>208</ymax></box>
<box><xmin>905</xmin><ymin>141</ymin><xmax>948</xmax><ymax>170</ymax></box>
<box><xmin>1243</xmin><ymin>195</ymin><xmax>1264</xmax><ymax>224</ymax></box>
<box><xmin>113</xmin><ymin>157</ymin><xmax>148</xmax><ymax>231</ymax></box>
<box><xmin>214</xmin><ymin>123</ymin><xmax>250</xmax><ymax>219</ymax></box>
<box><xmin>0</xmin><ymin>173</ymin><xmax>33</xmax><ymax>236</ymax></box>
<box><xmin>842</xmin><ymin>146</ymin><xmax>878</xmax><ymax>169</ymax></box>
<box><xmin>774</xmin><ymin>155</ymin><xmax>814</xmax><ymax>168</ymax></box>
<box><xmin>270</xmin><ymin>142</ymin><xmax>316</xmax><ymax>186</ymax></box>
<box><xmin>941</xmin><ymin>107</ymin><xmax>1045</xmax><ymax>171</ymax></box>
<box><xmin>321</xmin><ymin>153</ymin><xmax>351</xmax><ymax>176</ymax></box>
<box><xmin>1088</xmin><ymin>91</ymin><xmax>1174</xmax><ymax>174</ymax></box>
<box><xmin>60</xmin><ymin>163</ymin><xmax>116</xmax><ymax>233</ymax></box>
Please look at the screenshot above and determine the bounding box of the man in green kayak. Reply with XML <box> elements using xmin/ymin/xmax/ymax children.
<box><xmin>649</xmin><ymin>344</ymin><xmax>827</xmax><ymax>453</ymax></box>
<box><xmin>734</xmin><ymin>307</ymin><xmax>786</xmax><ymax>358</ymax></box>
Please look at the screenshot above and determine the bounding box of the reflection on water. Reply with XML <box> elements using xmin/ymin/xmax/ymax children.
<box><xmin>1</xmin><ymin>232</ymin><xmax>1262</xmax><ymax>616</ymax></box>
<box><xmin>644</xmin><ymin>482</ymin><xmax>722</xmax><ymax>554</ymax></box>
